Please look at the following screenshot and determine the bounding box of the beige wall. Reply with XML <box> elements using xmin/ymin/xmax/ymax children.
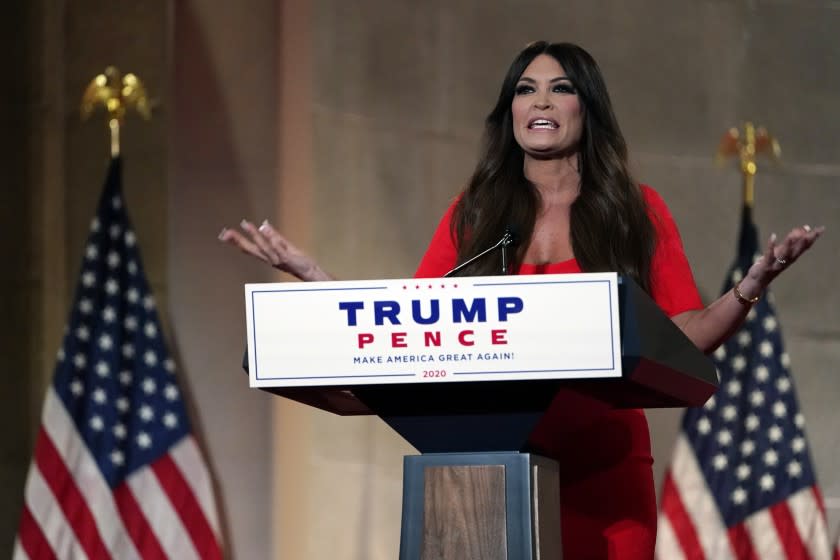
<box><xmin>4</xmin><ymin>0</ymin><xmax>839</xmax><ymax>558</ymax></box>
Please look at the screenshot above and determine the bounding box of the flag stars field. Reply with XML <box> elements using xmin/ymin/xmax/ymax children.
<box><xmin>98</xmin><ymin>334</ymin><xmax>114</xmax><ymax>351</ymax></box>
<box><xmin>732</xmin><ymin>487</ymin><xmax>748</xmax><ymax>505</ymax></box>
<box><xmin>136</xmin><ymin>432</ymin><xmax>152</xmax><ymax>449</ymax></box>
<box><xmin>70</xmin><ymin>380</ymin><xmax>83</xmax><ymax>396</ymax></box>
<box><xmin>79</xmin><ymin>298</ymin><xmax>93</xmax><ymax>314</ymax></box>
<box><xmin>102</xmin><ymin>306</ymin><xmax>117</xmax><ymax>322</ymax></box>
<box><xmin>745</xmin><ymin>413</ymin><xmax>760</xmax><ymax>431</ymax></box>
<box><xmin>722</xmin><ymin>405</ymin><xmax>737</xmax><ymax>421</ymax></box>
<box><xmin>741</xmin><ymin>439</ymin><xmax>756</xmax><ymax>456</ymax></box>
<box><xmin>164</xmin><ymin>384</ymin><xmax>179</xmax><ymax>401</ymax></box>
<box><xmin>90</xmin><ymin>416</ymin><xmax>104</xmax><ymax>431</ymax></box>
<box><xmin>92</xmin><ymin>388</ymin><xmax>107</xmax><ymax>404</ymax></box>
<box><xmin>727</xmin><ymin>379</ymin><xmax>742</xmax><ymax>396</ymax></box>
<box><xmin>777</xmin><ymin>377</ymin><xmax>791</xmax><ymax>393</ymax></box>
<box><xmin>163</xmin><ymin>412</ymin><xmax>178</xmax><ymax>429</ymax></box>
<box><xmin>85</xmin><ymin>244</ymin><xmax>98</xmax><ymax>260</ymax></box>
<box><xmin>759</xmin><ymin>341</ymin><xmax>774</xmax><ymax>358</ymax></box>
<box><xmin>142</xmin><ymin>378</ymin><xmax>157</xmax><ymax>394</ymax></box>
<box><xmin>95</xmin><ymin>361</ymin><xmax>110</xmax><ymax>377</ymax></box>
<box><xmin>760</xmin><ymin>474</ymin><xmax>775</xmax><ymax>492</ymax></box>
<box><xmin>139</xmin><ymin>404</ymin><xmax>155</xmax><ymax>422</ymax></box>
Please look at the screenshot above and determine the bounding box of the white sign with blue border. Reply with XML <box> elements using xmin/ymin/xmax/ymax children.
<box><xmin>245</xmin><ymin>272</ymin><xmax>621</xmax><ymax>387</ymax></box>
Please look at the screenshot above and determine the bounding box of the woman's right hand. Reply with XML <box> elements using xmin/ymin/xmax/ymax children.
<box><xmin>218</xmin><ymin>219</ymin><xmax>334</xmax><ymax>282</ymax></box>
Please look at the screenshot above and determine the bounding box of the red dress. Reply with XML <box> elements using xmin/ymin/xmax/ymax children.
<box><xmin>414</xmin><ymin>186</ymin><xmax>703</xmax><ymax>559</ymax></box>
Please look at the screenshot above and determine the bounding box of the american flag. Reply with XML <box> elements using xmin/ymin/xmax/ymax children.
<box><xmin>833</xmin><ymin>525</ymin><xmax>840</xmax><ymax>560</ymax></box>
<box><xmin>13</xmin><ymin>158</ymin><xmax>223</xmax><ymax>559</ymax></box>
<box><xmin>656</xmin><ymin>207</ymin><xmax>830</xmax><ymax>559</ymax></box>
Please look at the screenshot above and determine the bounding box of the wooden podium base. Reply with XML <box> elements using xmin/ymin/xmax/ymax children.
<box><xmin>399</xmin><ymin>452</ymin><xmax>562</xmax><ymax>560</ymax></box>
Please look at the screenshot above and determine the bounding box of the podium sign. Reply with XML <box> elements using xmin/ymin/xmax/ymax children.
<box><xmin>245</xmin><ymin>272</ymin><xmax>621</xmax><ymax>388</ymax></box>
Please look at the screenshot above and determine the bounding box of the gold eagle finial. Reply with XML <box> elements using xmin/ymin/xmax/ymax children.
<box><xmin>81</xmin><ymin>67</ymin><xmax>152</xmax><ymax>157</ymax></box>
<box><xmin>715</xmin><ymin>122</ymin><xmax>781</xmax><ymax>208</ymax></box>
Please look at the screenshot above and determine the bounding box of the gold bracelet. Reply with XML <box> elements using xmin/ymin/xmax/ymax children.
<box><xmin>733</xmin><ymin>281</ymin><xmax>760</xmax><ymax>305</ymax></box>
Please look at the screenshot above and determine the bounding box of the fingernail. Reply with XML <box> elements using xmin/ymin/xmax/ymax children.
<box><xmin>770</xmin><ymin>233</ymin><xmax>777</xmax><ymax>243</ymax></box>
<box><xmin>259</xmin><ymin>219</ymin><xmax>269</xmax><ymax>232</ymax></box>
<box><xmin>803</xmin><ymin>225</ymin><xmax>812</xmax><ymax>232</ymax></box>
<box><xmin>240</xmin><ymin>219</ymin><xmax>249</xmax><ymax>229</ymax></box>
<box><xmin>218</xmin><ymin>227</ymin><xmax>227</xmax><ymax>240</ymax></box>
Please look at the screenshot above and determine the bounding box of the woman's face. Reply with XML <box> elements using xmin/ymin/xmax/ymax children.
<box><xmin>511</xmin><ymin>54</ymin><xmax>584</xmax><ymax>158</ymax></box>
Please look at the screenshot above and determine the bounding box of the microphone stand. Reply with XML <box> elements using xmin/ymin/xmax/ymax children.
<box><xmin>444</xmin><ymin>228</ymin><xmax>517</xmax><ymax>278</ymax></box>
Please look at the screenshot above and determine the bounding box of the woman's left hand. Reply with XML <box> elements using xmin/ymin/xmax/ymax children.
<box><xmin>745</xmin><ymin>224</ymin><xmax>825</xmax><ymax>290</ymax></box>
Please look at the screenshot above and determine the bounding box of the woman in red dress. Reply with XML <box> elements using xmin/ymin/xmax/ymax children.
<box><xmin>221</xmin><ymin>41</ymin><xmax>822</xmax><ymax>558</ymax></box>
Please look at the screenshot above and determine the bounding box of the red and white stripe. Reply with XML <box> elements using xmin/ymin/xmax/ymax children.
<box><xmin>657</xmin><ymin>435</ymin><xmax>736</xmax><ymax>559</ymax></box>
<box><xmin>14</xmin><ymin>386</ymin><xmax>222</xmax><ymax>560</ymax></box>
<box><xmin>657</xmin><ymin>434</ymin><xmax>831</xmax><ymax>559</ymax></box>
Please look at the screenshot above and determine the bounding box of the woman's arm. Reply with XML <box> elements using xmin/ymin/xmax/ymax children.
<box><xmin>672</xmin><ymin>225</ymin><xmax>823</xmax><ymax>353</ymax></box>
<box><xmin>218</xmin><ymin>219</ymin><xmax>334</xmax><ymax>281</ymax></box>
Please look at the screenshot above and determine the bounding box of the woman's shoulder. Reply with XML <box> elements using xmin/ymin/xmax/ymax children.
<box><xmin>638</xmin><ymin>184</ymin><xmax>675</xmax><ymax>221</ymax></box>
<box><xmin>639</xmin><ymin>184</ymin><xmax>666</xmax><ymax>207</ymax></box>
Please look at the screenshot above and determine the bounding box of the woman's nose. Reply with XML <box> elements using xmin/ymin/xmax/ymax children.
<box><xmin>534</xmin><ymin>95</ymin><xmax>552</xmax><ymax>110</ymax></box>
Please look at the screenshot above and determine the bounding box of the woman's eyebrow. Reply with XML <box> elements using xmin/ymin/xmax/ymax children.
<box><xmin>516</xmin><ymin>76</ymin><xmax>572</xmax><ymax>83</ymax></box>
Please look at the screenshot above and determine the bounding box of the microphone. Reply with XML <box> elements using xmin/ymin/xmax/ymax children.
<box><xmin>444</xmin><ymin>226</ymin><xmax>520</xmax><ymax>278</ymax></box>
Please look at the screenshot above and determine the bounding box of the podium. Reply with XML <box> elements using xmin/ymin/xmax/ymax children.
<box><xmin>243</xmin><ymin>274</ymin><xmax>717</xmax><ymax>559</ymax></box>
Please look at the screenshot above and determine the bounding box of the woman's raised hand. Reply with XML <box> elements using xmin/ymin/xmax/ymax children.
<box><xmin>740</xmin><ymin>224</ymin><xmax>824</xmax><ymax>296</ymax></box>
<box><xmin>218</xmin><ymin>219</ymin><xmax>333</xmax><ymax>282</ymax></box>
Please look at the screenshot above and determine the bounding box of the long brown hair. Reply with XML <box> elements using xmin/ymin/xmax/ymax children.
<box><xmin>451</xmin><ymin>41</ymin><xmax>655</xmax><ymax>293</ymax></box>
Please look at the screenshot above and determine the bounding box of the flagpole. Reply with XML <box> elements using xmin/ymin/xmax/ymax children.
<box><xmin>715</xmin><ymin>121</ymin><xmax>782</xmax><ymax>209</ymax></box>
<box><xmin>80</xmin><ymin>66</ymin><xmax>152</xmax><ymax>157</ymax></box>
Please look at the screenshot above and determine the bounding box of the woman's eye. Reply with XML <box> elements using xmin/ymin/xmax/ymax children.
<box><xmin>553</xmin><ymin>83</ymin><xmax>577</xmax><ymax>94</ymax></box>
<box><xmin>514</xmin><ymin>85</ymin><xmax>534</xmax><ymax>95</ymax></box>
